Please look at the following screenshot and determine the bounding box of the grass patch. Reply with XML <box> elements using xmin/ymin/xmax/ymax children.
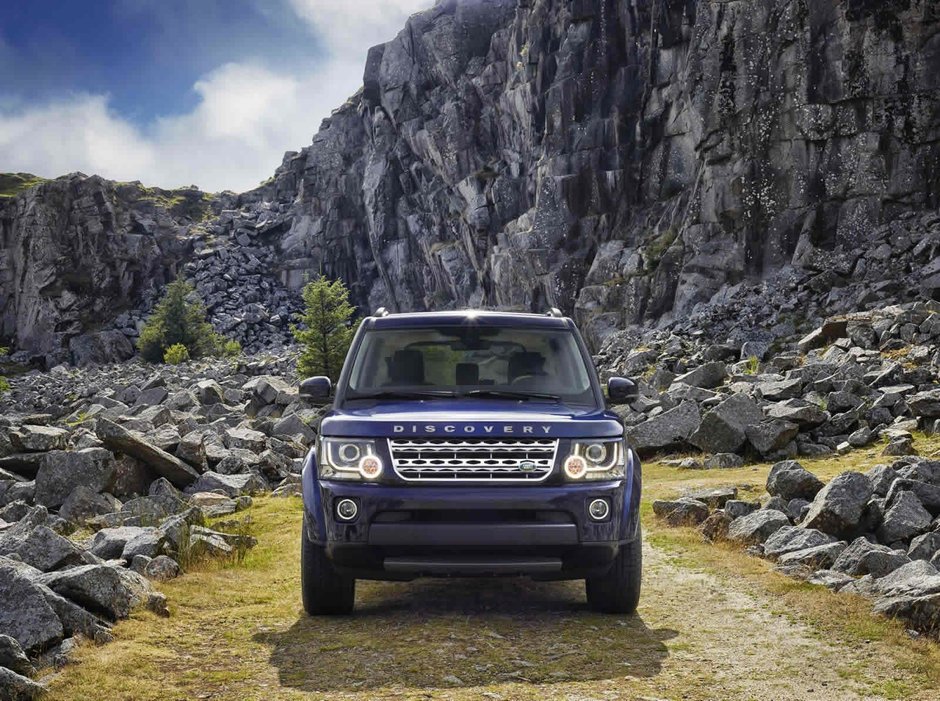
<box><xmin>0</xmin><ymin>172</ymin><xmax>46</xmax><ymax>198</ymax></box>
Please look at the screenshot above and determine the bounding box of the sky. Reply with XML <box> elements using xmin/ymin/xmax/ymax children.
<box><xmin>0</xmin><ymin>0</ymin><xmax>431</xmax><ymax>192</ymax></box>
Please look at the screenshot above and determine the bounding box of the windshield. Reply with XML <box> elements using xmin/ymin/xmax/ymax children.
<box><xmin>343</xmin><ymin>325</ymin><xmax>597</xmax><ymax>406</ymax></box>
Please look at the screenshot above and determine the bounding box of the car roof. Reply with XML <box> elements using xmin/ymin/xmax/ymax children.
<box><xmin>363</xmin><ymin>309</ymin><xmax>574</xmax><ymax>330</ymax></box>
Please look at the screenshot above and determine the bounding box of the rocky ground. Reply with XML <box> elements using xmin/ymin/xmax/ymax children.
<box><xmin>0</xmin><ymin>351</ymin><xmax>316</xmax><ymax>698</ymax></box>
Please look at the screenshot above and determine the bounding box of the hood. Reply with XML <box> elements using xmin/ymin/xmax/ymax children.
<box><xmin>320</xmin><ymin>398</ymin><xmax>623</xmax><ymax>438</ymax></box>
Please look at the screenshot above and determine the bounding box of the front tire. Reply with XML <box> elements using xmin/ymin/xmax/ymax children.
<box><xmin>585</xmin><ymin>531</ymin><xmax>642</xmax><ymax>614</ymax></box>
<box><xmin>301</xmin><ymin>515</ymin><xmax>355</xmax><ymax>615</ymax></box>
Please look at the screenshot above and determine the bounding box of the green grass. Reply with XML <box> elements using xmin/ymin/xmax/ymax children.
<box><xmin>0</xmin><ymin>172</ymin><xmax>47</xmax><ymax>198</ymax></box>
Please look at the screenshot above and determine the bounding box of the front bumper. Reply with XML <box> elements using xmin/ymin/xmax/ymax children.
<box><xmin>302</xmin><ymin>467</ymin><xmax>641</xmax><ymax>580</ymax></box>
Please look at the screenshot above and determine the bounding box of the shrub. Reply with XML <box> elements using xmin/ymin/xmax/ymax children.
<box><xmin>221</xmin><ymin>339</ymin><xmax>242</xmax><ymax>358</ymax></box>
<box><xmin>293</xmin><ymin>277</ymin><xmax>357</xmax><ymax>381</ymax></box>
<box><xmin>0</xmin><ymin>346</ymin><xmax>8</xmax><ymax>393</ymax></box>
<box><xmin>137</xmin><ymin>280</ymin><xmax>222</xmax><ymax>363</ymax></box>
<box><xmin>163</xmin><ymin>343</ymin><xmax>190</xmax><ymax>365</ymax></box>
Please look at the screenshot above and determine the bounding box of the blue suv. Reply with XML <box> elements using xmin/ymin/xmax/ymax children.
<box><xmin>299</xmin><ymin>309</ymin><xmax>641</xmax><ymax>614</ymax></box>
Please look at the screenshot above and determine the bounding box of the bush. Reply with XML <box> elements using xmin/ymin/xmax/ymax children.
<box><xmin>137</xmin><ymin>280</ymin><xmax>222</xmax><ymax>363</ymax></box>
<box><xmin>221</xmin><ymin>339</ymin><xmax>242</xmax><ymax>358</ymax></box>
<box><xmin>293</xmin><ymin>277</ymin><xmax>357</xmax><ymax>381</ymax></box>
<box><xmin>163</xmin><ymin>343</ymin><xmax>190</xmax><ymax>365</ymax></box>
<box><xmin>0</xmin><ymin>346</ymin><xmax>8</xmax><ymax>393</ymax></box>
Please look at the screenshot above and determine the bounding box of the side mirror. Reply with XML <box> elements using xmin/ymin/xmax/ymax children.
<box><xmin>607</xmin><ymin>377</ymin><xmax>638</xmax><ymax>403</ymax></box>
<box><xmin>299</xmin><ymin>376</ymin><xmax>332</xmax><ymax>403</ymax></box>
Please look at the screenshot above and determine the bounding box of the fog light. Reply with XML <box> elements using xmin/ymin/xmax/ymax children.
<box><xmin>564</xmin><ymin>455</ymin><xmax>587</xmax><ymax>479</ymax></box>
<box><xmin>588</xmin><ymin>498</ymin><xmax>610</xmax><ymax>521</ymax></box>
<box><xmin>336</xmin><ymin>498</ymin><xmax>358</xmax><ymax>521</ymax></box>
<box><xmin>358</xmin><ymin>454</ymin><xmax>383</xmax><ymax>479</ymax></box>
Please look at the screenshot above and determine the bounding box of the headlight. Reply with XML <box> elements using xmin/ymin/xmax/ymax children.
<box><xmin>318</xmin><ymin>438</ymin><xmax>383</xmax><ymax>481</ymax></box>
<box><xmin>564</xmin><ymin>441</ymin><xmax>625</xmax><ymax>481</ymax></box>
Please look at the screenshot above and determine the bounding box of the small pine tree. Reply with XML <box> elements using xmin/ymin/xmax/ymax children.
<box><xmin>293</xmin><ymin>277</ymin><xmax>356</xmax><ymax>381</ymax></box>
<box><xmin>0</xmin><ymin>346</ymin><xmax>9</xmax><ymax>393</ymax></box>
<box><xmin>137</xmin><ymin>280</ymin><xmax>221</xmax><ymax>363</ymax></box>
<box><xmin>163</xmin><ymin>343</ymin><xmax>190</xmax><ymax>365</ymax></box>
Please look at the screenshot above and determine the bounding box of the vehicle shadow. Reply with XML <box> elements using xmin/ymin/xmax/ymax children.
<box><xmin>255</xmin><ymin>578</ymin><xmax>675</xmax><ymax>693</ymax></box>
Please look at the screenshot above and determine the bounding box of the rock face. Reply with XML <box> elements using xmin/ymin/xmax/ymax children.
<box><xmin>3</xmin><ymin>0</ymin><xmax>940</xmax><ymax>362</ymax></box>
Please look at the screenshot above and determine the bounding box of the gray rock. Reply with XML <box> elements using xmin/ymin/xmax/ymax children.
<box><xmin>807</xmin><ymin>569</ymin><xmax>855</xmax><ymax>591</ymax></box>
<box><xmin>96</xmin><ymin>418</ymin><xmax>199</xmax><ymax>488</ymax></box>
<box><xmin>884</xmin><ymin>478</ymin><xmax>940</xmax><ymax>512</ymax></box>
<box><xmin>38</xmin><ymin>564</ymin><xmax>157</xmax><ymax>621</ymax></box>
<box><xmin>671</xmin><ymin>362</ymin><xmax>727</xmax><ymax>389</ymax></box>
<box><xmin>175</xmin><ymin>431</ymin><xmax>208</xmax><ymax>471</ymax></box>
<box><xmin>865</xmin><ymin>464</ymin><xmax>898</xmax><ymax>497</ymax></box>
<box><xmin>0</xmin><ymin>666</ymin><xmax>44</xmax><ymax>700</ymax></box>
<box><xmin>745</xmin><ymin>419</ymin><xmax>800</xmax><ymax>456</ymax></box>
<box><xmin>909</xmin><ymin>532</ymin><xmax>940</xmax><ymax>561</ymax></box>
<box><xmin>682</xmin><ymin>487</ymin><xmax>737</xmax><ymax>510</ymax></box>
<box><xmin>689</xmin><ymin>394</ymin><xmax>763</xmax><ymax>454</ymax></box>
<box><xmin>703</xmin><ymin>453</ymin><xmax>744</xmax><ymax>469</ymax></box>
<box><xmin>762</xmin><ymin>526</ymin><xmax>836</xmax><ymax>559</ymax></box>
<box><xmin>766</xmin><ymin>460</ymin><xmax>824</xmax><ymax>501</ymax></box>
<box><xmin>764</xmin><ymin>399</ymin><xmax>828</xmax><ymax>427</ymax></box>
<box><xmin>35</xmin><ymin>448</ymin><xmax>116</xmax><ymax>508</ymax></box>
<box><xmin>195</xmin><ymin>379</ymin><xmax>225</xmax><ymax>406</ymax></box>
<box><xmin>727</xmin><ymin>510</ymin><xmax>790</xmax><ymax>545</ymax></box>
<box><xmin>724</xmin><ymin>500</ymin><xmax>760</xmax><ymax>520</ymax></box>
<box><xmin>626</xmin><ymin>401</ymin><xmax>701</xmax><ymax>456</ymax></box>
<box><xmin>776</xmin><ymin>542</ymin><xmax>847</xmax><ymax>570</ymax></box>
<box><xmin>59</xmin><ymin>486</ymin><xmax>121</xmax><ymax>524</ymax></box>
<box><xmin>802</xmin><ymin>471</ymin><xmax>873</xmax><ymax>539</ymax></box>
<box><xmin>652</xmin><ymin>498</ymin><xmax>710</xmax><ymax>526</ymax></box>
<box><xmin>832</xmin><ymin>537</ymin><xmax>911</xmax><ymax>578</ymax></box>
<box><xmin>0</xmin><ymin>560</ymin><xmax>63</xmax><ymax>651</ymax></box>
<box><xmin>907</xmin><ymin>389</ymin><xmax>940</xmax><ymax>418</ymax></box>
<box><xmin>225</xmin><ymin>426</ymin><xmax>268</xmax><ymax>452</ymax></box>
<box><xmin>0</xmin><ymin>526</ymin><xmax>84</xmax><ymax>572</ymax></box>
<box><xmin>144</xmin><ymin>555</ymin><xmax>181</xmax><ymax>581</ymax></box>
<box><xmin>10</xmin><ymin>425</ymin><xmax>69</xmax><ymax>452</ymax></box>
<box><xmin>86</xmin><ymin>527</ymin><xmax>155</xmax><ymax>560</ymax></box>
<box><xmin>877</xmin><ymin>491</ymin><xmax>932</xmax><ymax>544</ymax></box>
<box><xmin>185</xmin><ymin>471</ymin><xmax>267</xmax><ymax>498</ymax></box>
<box><xmin>0</xmin><ymin>634</ymin><xmax>35</xmax><ymax>677</ymax></box>
<box><xmin>883</xmin><ymin>435</ymin><xmax>916</xmax><ymax>457</ymax></box>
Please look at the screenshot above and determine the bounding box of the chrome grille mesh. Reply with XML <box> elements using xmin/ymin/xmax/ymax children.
<box><xmin>389</xmin><ymin>438</ymin><xmax>558</xmax><ymax>481</ymax></box>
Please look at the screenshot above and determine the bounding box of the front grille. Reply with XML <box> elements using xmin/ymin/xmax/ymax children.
<box><xmin>388</xmin><ymin>438</ymin><xmax>558</xmax><ymax>482</ymax></box>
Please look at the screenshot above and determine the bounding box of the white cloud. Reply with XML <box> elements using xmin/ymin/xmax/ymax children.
<box><xmin>287</xmin><ymin>0</ymin><xmax>429</xmax><ymax>56</ymax></box>
<box><xmin>0</xmin><ymin>0</ymin><xmax>432</xmax><ymax>192</ymax></box>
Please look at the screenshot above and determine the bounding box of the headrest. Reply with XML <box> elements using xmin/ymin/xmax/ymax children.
<box><xmin>388</xmin><ymin>349</ymin><xmax>425</xmax><ymax>384</ymax></box>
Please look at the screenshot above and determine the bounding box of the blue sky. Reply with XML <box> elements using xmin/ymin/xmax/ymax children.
<box><xmin>0</xmin><ymin>0</ymin><xmax>430</xmax><ymax>192</ymax></box>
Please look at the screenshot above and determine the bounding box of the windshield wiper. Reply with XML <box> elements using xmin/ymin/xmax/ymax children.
<box><xmin>460</xmin><ymin>389</ymin><xmax>561</xmax><ymax>402</ymax></box>
<box><xmin>347</xmin><ymin>390</ymin><xmax>458</xmax><ymax>401</ymax></box>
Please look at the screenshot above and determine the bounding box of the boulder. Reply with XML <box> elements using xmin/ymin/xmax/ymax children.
<box><xmin>877</xmin><ymin>491</ymin><xmax>932</xmax><ymax>544</ymax></box>
<box><xmin>907</xmin><ymin>389</ymin><xmax>940</xmax><ymax>418</ymax></box>
<box><xmin>727</xmin><ymin>510</ymin><xmax>790</xmax><ymax>545</ymax></box>
<box><xmin>724</xmin><ymin>500</ymin><xmax>760</xmax><ymax>520</ymax></box>
<box><xmin>766</xmin><ymin>461</ymin><xmax>824</xmax><ymax>501</ymax></box>
<box><xmin>10</xmin><ymin>425</ymin><xmax>69</xmax><ymax>453</ymax></box>
<box><xmin>756</xmin><ymin>378</ymin><xmax>803</xmax><ymax>401</ymax></box>
<box><xmin>175</xmin><ymin>431</ymin><xmax>208</xmax><ymax>471</ymax></box>
<box><xmin>776</xmin><ymin>542</ymin><xmax>847</xmax><ymax>570</ymax></box>
<box><xmin>745</xmin><ymin>419</ymin><xmax>799</xmax><ymax>455</ymax></box>
<box><xmin>0</xmin><ymin>526</ymin><xmax>84</xmax><ymax>571</ymax></box>
<box><xmin>651</xmin><ymin>498</ymin><xmax>709</xmax><ymax>526</ymax></box>
<box><xmin>185</xmin><ymin>471</ymin><xmax>267</xmax><ymax>498</ymax></box>
<box><xmin>762</xmin><ymin>526</ymin><xmax>836</xmax><ymax>559</ymax></box>
<box><xmin>0</xmin><ymin>666</ymin><xmax>44</xmax><ymax>701</ymax></box>
<box><xmin>271</xmin><ymin>414</ymin><xmax>316</xmax><ymax>442</ymax></box>
<box><xmin>38</xmin><ymin>564</ymin><xmax>156</xmax><ymax>621</ymax></box>
<box><xmin>225</xmin><ymin>427</ymin><xmax>267</xmax><ymax>452</ymax></box>
<box><xmin>866</xmin><ymin>464</ymin><xmax>898</xmax><ymax>497</ymax></box>
<box><xmin>59</xmin><ymin>486</ymin><xmax>121</xmax><ymax>524</ymax></box>
<box><xmin>96</xmin><ymin>418</ymin><xmax>199</xmax><ymax>488</ymax></box>
<box><xmin>689</xmin><ymin>394</ymin><xmax>763</xmax><ymax>454</ymax></box>
<box><xmin>909</xmin><ymin>532</ymin><xmax>940</xmax><ymax>561</ymax></box>
<box><xmin>885</xmin><ymin>479</ymin><xmax>940</xmax><ymax>512</ymax></box>
<box><xmin>671</xmin><ymin>362</ymin><xmax>727</xmax><ymax>389</ymax></box>
<box><xmin>144</xmin><ymin>555</ymin><xmax>181</xmax><ymax>582</ymax></box>
<box><xmin>626</xmin><ymin>401</ymin><xmax>701</xmax><ymax>456</ymax></box>
<box><xmin>883</xmin><ymin>435</ymin><xmax>916</xmax><ymax>457</ymax></box>
<box><xmin>832</xmin><ymin>537</ymin><xmax>911</xmax><ymax>578</ymax></box>
<box><xmin>0</xmin><ymin>560</ymin><xmax>63</xmax><ymax>651</ymax></box>
<box><xmin>35</xmin><ymin>448</ymin><xmax>116</xmax><ymax>508</ymax></box>
<box><xmin>699</xmin><ymin>511</ymin><xmax>732</xmax><ymax>541</ymax></box>
<box><xmin>195</xmin><ymin>380</ymin><xmax>225</xmax><ymax>406</ymax></box>
<box><xmin>683</xmin><ymin>487</ymin><xmax>737</xmax><ymax>509</ymax></box>
<box><xmin>764</xmin><ymin>399</ymin><xmax>828</xmax><ymax>427</ymax></box>
<box><xmin>802</xmin><ymin>472</ymin><xmax>873</xmax><ymax>538</ymax></box>
<box><xmin>86</xmin><ymin>527</ymin><xmax>155</xmax><ymax>559</ymax></box>
<box><xmin>0</xmin><ymin>634</ymin><xmax>35</xmax><ymax>677</ymax></box>
<box><xmin>702</xmin><ymin>453</ymin><xmax>744</xmax><ymax>469</ymax></box>
<box><xmin>68</xmin><ymin>329</ymin><xmax>134</xmax><ymax>367</ymax></box>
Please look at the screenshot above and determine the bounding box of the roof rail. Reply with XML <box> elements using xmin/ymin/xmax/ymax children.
<box><xmin>373</xmin><ymin>307</ymin><xmax>390</xmax><ymax>317</ymax></box>
<box><xmin>545</xmin><ymin>307</ymin><xmax>563</xmax><ymax>318</ymax></box>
